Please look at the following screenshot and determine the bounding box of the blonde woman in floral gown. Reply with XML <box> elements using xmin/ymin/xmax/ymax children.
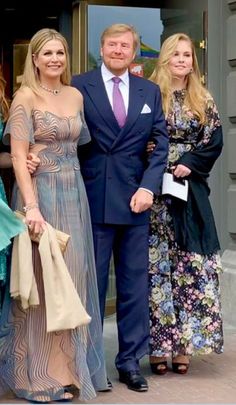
<box><xmin>148</xmin><ymin>33</ymin><xmax>223</xmax><ymax>375</ymax></box>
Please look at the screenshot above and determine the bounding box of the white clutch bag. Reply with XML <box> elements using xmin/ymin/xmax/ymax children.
<box><xmin>161</xmin><ymin>172</ymin><xmax>188</xmax><ymax>201</ymax></box>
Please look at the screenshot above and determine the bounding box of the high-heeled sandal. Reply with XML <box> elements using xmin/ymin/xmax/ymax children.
<box><xmin>54</xmin><ymin>386</ymin><xmax>74</xmax><ymax>402</ymax></box>
<box><xmin>172</xmin><ymin>361</ymin><xmax>189</xmax><ymax>374</ymax></box>
<box><xmin>150</xmin><ymin>361</ymin><xmax>168</xmax><ymax>375</ymax></box>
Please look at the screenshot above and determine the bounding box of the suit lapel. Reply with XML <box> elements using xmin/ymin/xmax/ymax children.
<box><xmin>125</xmin><ymin>74</ymin><xmax>145</xmax><ymax>132</ymax></box>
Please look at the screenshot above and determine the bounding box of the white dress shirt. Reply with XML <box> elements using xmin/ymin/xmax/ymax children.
<box><xmin>101</xmin><ymin>63</ymin><xmax>129</xmax><ymax>114</ymax></box>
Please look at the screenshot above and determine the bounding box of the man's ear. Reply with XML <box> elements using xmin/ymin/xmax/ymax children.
<box><xmin>100</xmin><ymin>47</ymin><xmax>103</xmax><ymax>58</ymax></box>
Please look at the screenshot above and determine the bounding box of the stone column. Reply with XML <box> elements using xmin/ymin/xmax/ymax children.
<box><xmin>220</xmin><ymin>0</ymin><xmax>236</xmax><ymax>327</ymax></box>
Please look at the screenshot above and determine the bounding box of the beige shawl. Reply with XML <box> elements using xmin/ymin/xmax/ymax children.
<box><xmin>11</xmin><ymin>223</ymin><xmax>91</xmax><ymax>332</ymax></box>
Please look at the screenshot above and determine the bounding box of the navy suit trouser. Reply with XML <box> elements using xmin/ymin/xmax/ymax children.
<box><xmin>92</xmin><ymin>222</ymin><xmax>150</xmax><ymax>372</ymax></box>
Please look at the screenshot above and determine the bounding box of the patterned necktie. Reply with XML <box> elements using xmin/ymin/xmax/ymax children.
<box><xmin>112</xmin><ymin>77</ymin><xmax>126</xmax><ymax>127</ymax></box>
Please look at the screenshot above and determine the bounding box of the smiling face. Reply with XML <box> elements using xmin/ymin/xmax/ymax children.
<box><xmin>33</xmin><ymin>39</ymin><xmax>66</xmax><ymax>83</ymax></box>
<box><xmin>168</xmin><ymin>39</ymin><xmax>193</xmax><ymax>82</ymax></box>
<box><xmin>100</xmin><ymin>31</ymin><xmax>136</xmax><ymax>76</ymax></box>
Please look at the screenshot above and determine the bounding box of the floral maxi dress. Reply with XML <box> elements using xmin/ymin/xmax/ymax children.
<box><xmin>149</xmin><ymin>90</ymin><xmax>224</xmax><ymax>358</ymax></box>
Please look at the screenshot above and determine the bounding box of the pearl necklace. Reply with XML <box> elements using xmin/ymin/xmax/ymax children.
<box><xmin>39</xmin><ymin>82</ymin><xmax>61</xmax><ymax>95</ymax></box>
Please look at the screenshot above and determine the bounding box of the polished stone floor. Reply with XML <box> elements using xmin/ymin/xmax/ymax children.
<box><xmin>0</xmin><ymin>316</ymin><xmax>235</xmax><ymax>404</ymax></box>
<box><xmin>87</xmin><ymin>317</ymin><xmax>236</xmax><ymax>405</ymax></box>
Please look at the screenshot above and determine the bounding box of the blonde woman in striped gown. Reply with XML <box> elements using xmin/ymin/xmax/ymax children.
<box><xmin>0</xmin><ymin>28</ymin><xmax>107</xmax><ymax>403</ymax></box>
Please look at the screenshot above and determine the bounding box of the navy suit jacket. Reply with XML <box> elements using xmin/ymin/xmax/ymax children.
<box><xmin>72</xmin><ymin>68</ymin><xmax>169</xmax><ymax>225</ymax></box>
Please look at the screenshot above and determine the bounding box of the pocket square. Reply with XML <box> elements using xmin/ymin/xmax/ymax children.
<box><xmin>141</xmin><ymin>104</ymin><xmax>151</xmax><ymax>114</ymax></box>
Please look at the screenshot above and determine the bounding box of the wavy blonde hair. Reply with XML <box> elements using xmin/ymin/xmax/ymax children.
<box><xmin>0</xmin><ymin>68</ymin><xmax>9</xmax><ymax>121</ymax></box>
<box><xmin>21</xmin><ymin>28</ymin><xmax>71</xmax><ymax>95</ymax></box>
<box><xmin>149</xmin><ymin>33</ymin><xmax>208</xmax><ymax>123</ymax></box>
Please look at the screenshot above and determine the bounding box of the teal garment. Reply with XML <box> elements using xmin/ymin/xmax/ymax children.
<box><xmin>0</xmin><ymin>118</ymin><xmax>25</xmax><ymax>282</ymax></box>
<box><xmin>0</xmin><ymin>118</ymin><xmax>8</xmax><ymax>283</ymax></box>
<box><xmin>0</xmin><ymin>178</ymin><xmax>9</xmax><ymax>282</ymax></box>
<box><xmin>0</xmin><ymin>192</ymin><xmax>26</xmax><ymax>252</ymax></box>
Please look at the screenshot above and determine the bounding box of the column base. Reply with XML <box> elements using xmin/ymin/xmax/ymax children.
<box><xmin>221</xmin><ymin>249</ymin><xmax>236</xmax><ymax>328</ymax></box>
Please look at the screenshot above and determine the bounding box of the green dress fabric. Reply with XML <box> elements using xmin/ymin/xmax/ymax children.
<box><xmin>0</xmin><ymin>119</ymin><xmax>25</xmax><ymax>283</ymax></box>
<box><xmin>0</xmin><ymin>180</ymin><xmax>9</xmax><ymax>283</ymax></box>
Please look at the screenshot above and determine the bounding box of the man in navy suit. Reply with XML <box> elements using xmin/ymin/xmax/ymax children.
<box><xmin>72</xmin><ymin>23</ymin><xmax>168</xmax><ymax>392</ymax></box>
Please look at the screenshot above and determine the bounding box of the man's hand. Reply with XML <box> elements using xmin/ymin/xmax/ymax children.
<box><xmin>130</xmin><ymin>189</ymin><xmax>153</xmax><ymax>213</ymax></box>
<box><xmin>26</xmin><ymin>153</ymin><xmax>40</xmax><ymax>174</ymax></box>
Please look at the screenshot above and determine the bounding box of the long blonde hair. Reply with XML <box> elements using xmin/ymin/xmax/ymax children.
<box><xmin>21</xmin><ymin>28</ymin><xmax>71</xmax><ymax>95</ymax></box>
<box><xmin>0</xmin><ymin>67</ymin><xmax>9</xmax><ymax>121</ymax></box>
<box><xmin>149</xmin><ymin>33</ymin><xmax>207</xmax><ymax>123</ymax></box>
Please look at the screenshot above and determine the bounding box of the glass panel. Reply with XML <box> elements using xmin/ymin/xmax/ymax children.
<box><xmin>87</xmin><ymin>3</ymin><xmax>207</xmax><ymax>79</ymax></box>
<box><xmin>13</xmin><ymin>42</ymin><xmax>29</xmax><ymax>93</ymax></box>
<box><xmin>88</xmin><ymin>5</ymin><xmax>163</xmax><ymax>78</ymax></box>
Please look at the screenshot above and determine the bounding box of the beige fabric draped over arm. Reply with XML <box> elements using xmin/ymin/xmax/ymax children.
<box><xmin>10</xmin><ymin>222</ymin><xmax>91</xmax><ymax>332</ymax></box>
<box><xmin>39</xmin><ymin>223</ymin><xmax>91</xmax><ymax>332</ymax></box>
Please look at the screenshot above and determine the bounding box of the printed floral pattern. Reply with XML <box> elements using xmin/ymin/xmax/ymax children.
<box><xmin>149</xmin><ymin>90</ymin><xmax>223</xmax><ymax>357</ymax></box>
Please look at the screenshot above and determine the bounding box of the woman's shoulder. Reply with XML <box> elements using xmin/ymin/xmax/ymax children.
<box><xmin>12</xmin><ymin>86</ymin><xmax>34</xmax><ymax>108</ymax></box>
<box><xmin>65</xmin><ymin>85</ymin><xmax>83</xmax><ymax>99</ymax></box>
<box><xmin>63</xmin><ymin>85</ymin><xmax>83</xmax><ymax>110</ymax></box>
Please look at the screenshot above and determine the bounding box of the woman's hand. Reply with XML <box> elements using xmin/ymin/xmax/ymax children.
<box><xmin>26</xmin><ymin>207</ymin><xmax>46</xmax><ymax>236</ymax></box>
<box><xmin>26</xmin><ymin>153</ymin><xmax>40</xmax><ymax>174</ymax></box>
<box><xmin>0</xmin><ymin>152</ymin><xmax>40</xmax><ymax>173</ymax></box>
<box><xmin>172</xmin><ymin>164</ymin><xmax>191</xmax><ymax>177</ymax></box>
<box><xmin>146</xmin><ymin>141</ymin><xmax>156</xmax><ymax>154</ymax></box>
